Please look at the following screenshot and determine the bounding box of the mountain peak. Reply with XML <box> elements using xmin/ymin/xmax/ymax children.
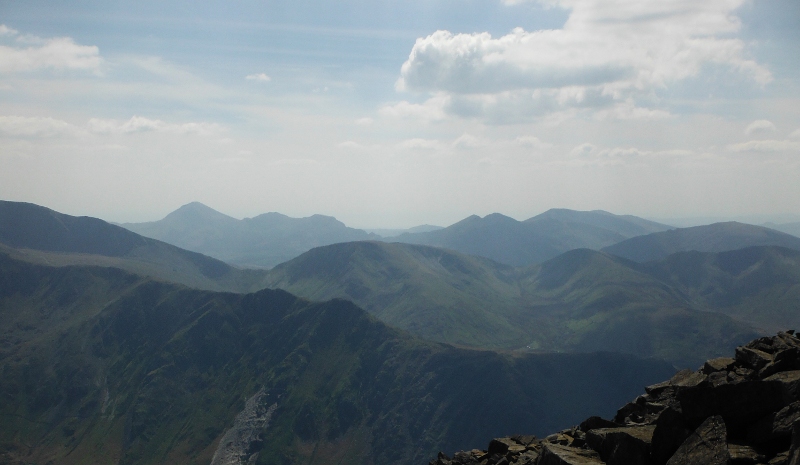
<box><xmin>162</xmin><ymin>202</ymin><xmax>237</xmax><ymax>223</ymax></box>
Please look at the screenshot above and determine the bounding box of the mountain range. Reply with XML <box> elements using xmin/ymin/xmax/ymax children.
<box><xmin>263</xmin><ymin>241</ymin><xmax>781</xmax><ymax>367</ymax></box>
<box><xmin>6</xmin><ymin>201</ymin><xmax>800</xmax><ymax>367</ymax></box>
<box><xmin>601</xmin><ymin>221</ymin><xmax>800</xmax><ymax>262</ymax></box>
<box><xmin>120</xmin><ymin>202</ymin><xmax>377</xmax><ymax>268</ymax></box>
<box><xmin>0</xmin><ymin>200</ymin><xmax>264</xmax><ymax>293</ymax></box>
<box><xmin>0</xmin><ymin>249</ymin><xmax>674</xmax><ymax>465</ymax></box>
<box><xmin>392</xmin><ymin>209</ymin><xmax>673</xmax><ymax>267</ymax></box>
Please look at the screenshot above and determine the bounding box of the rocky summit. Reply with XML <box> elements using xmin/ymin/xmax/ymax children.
<box><xmin>429</xmin><ymin>332</ymin><xmax>800</xmax><ymax>465</ymax></box>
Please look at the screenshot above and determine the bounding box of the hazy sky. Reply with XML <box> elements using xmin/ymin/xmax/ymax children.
<box><xmin>1</xmin><ymin>0</ymin><xmax>799</xmax><ymax>227</ymax></box>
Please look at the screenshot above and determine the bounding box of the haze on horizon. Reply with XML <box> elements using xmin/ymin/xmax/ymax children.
<box><xmin>1</xmin><ymin>0</ymin><xmax>799</xmax><ymax>229</ymax></box>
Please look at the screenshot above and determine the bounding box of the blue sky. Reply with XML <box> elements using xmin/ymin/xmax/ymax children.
<box><xmin>1</xmin><ymin>0</ymin><xmax>799</xmax><ymax>227</ymax></box>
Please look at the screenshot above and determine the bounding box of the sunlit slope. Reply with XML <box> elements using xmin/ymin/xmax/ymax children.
<box><xmin>0</xmin><ymin>200</ymin><xmax>266</xmax><ymax>292</ymax></box>
<box><xmin>262</xmin><ymin>241</ymin><xmax>526</xmax><ymax>348</ymax></box>
<box><xmin>263</xmin><ymin>242</ymin><xmax>760</xmax><ymax>366</ymax></box>
<box><xmin>602</xmin><ymin>221</ymin><xmax>800</xmax><ymax>262</ymax></box>
<box><xmin>0</xmin><ymin>254</ymin><xmax>675</xmax><ymax>465</ymax></box>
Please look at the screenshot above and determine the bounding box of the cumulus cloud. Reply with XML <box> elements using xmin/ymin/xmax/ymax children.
<box><xmin>246</xmin><ymin>73</ymin><xmax>271</xmax><ymax>82</ymax></box>
<box><xmin>0</xmin><ymin>115</ymin><xmax>80</xmax><ymax>138</ymax></box>
<box><xmin>744</xmin><ymin>120</ymin><xmax>777</xmax><ymax>136</ymax></box>
<box><xmin>87</xmin><ymin>116</ymin><xmax>223</xmax><ymax>136</ymax></box>
<box><xmin>395</xmin><ymin>0</ymin><xmax>770</xmax><ymax>121</ymax></box>
<box><xmin>0</xmin><ymin>30</ymin><xmax>102</xmax><ymax>74</ymax></box>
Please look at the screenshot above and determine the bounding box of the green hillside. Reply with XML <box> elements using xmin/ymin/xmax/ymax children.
<box><xmin>643</xmin><ymin>246</ymin><xmax>800</xmax><ymax>332</ymax></box>
<box><xmin>0</xmin><ymin>253</ymin><xmax>675</xmax><ymax>465</ymax></box>
<box><xmin>263</xmin><ymin>242</ymin><xmax>761</xmax><ymax>367</ymax></box>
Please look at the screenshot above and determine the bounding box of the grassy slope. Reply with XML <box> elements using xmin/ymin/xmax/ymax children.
<box><xmin>643</xmin><ymin>246</ymin><xmax>800</xmax><ymax>332</ymax></box>
<box><xmin>0</xmin><ymin>254</ymin><xmax>675</xmax><ymax>465</ymax></box>
<box><xmin>262</xmin><ymin>242</ymin><xmax>762</xmax><ymax>367</ymax></box>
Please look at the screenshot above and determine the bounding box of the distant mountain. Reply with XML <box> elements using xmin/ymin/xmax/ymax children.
<box><xmin>365</xmin><ymin>224</ymin><xmax>444</xmax><ymax>238</ymax></box>
<box><xmin>0</xmin><ymin>200</ymin><xmax>265</xmax><ymax>292</ymax></box>
<box><xmin>602</xmin><ymin>221</ymin><xmax>800</xmax><ymax>262</ymax></box>
<box><xmin>0</xmin><ymin>253</ymin><xmax>674</xmax><ymax>465</ymax></box>
<box><xmin>393</xmin><ymin>209</ymin><xmax>672</xmax><ymax>267</ymax></box>
<box><xmin>264</xmin><ymin>241</ymin><xmax>761</xmax><ymax>367</ymax></box>
<box><xmin>764</xmin><ymin>221</ymin><xmax>800</xmax><ymax>238</ymax></box>
<box><xmin>121</xmin><ymin>202</ymin><xmax>377</xmax><ymax>268</ymax></box>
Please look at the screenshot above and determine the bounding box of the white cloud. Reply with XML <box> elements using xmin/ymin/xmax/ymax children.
<box><xmin>744</xmin><ymin>120</ymin><xmax>777</xmax><ymax>136</ymax></box>
<box><xmin>728</xmin><ymin>139</ymin><xmax>800</xmax><ymax>153</ymax></box>
<box><xmin>515</xmin><ymin>136</ymin><xmax>553</xmax><ymax>150</ymax></box>
<box><xmin>0</xmin><ymin>25</ymin><xmax>18</xmax><ymax>36</ymax></box>
<box><xmin>379</xmin><ymin>94</ymin><xmax>449</xmax><ymax>122</ymax></box>
<box><xmin>452</xmin><ymin>133</ymin><xmax>483</xmax><ymax>149</ymax></box>
<box><xmin>87</xmin><ymin>116</ymin><xmax>223</xmax><ymax>136</ymax></box>
<box><xmin>790</xmin><ymin>129</ymin><xmax>800</xmax><ymax>140</ymax></box>
<box><xmin>246</xmin><ymin>73</ymin><xmax>271</xmax><ymax>82</ymax></box>
<box><xmin>398</xmin><ymin>138</ymin><xmax>443</xmax><ymax>150</ymax></box>
<box><xmin>355</xmin><ymin>117</ymin><xmax>374</xmax><ymax>126</ymax></box>
<box><xmin>0</xmin><ymin>116</ymin><xmax>80</xmax><ymax>138</ymax></box>
<box><xmin>396</xmin><ymin>0</ymin><xmax>770</xmax><ymax>121</ymax></box>
<box><xmin>0</xmin><ymin>33</ymin><xmax>102</xmax><ymax>74</ymax></box>
<box><xmin>568</xmin><ymin>143</ymin><xmax>695</xmax><ymax>165</ymax></box>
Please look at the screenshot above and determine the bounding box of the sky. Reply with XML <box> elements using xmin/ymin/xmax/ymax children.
<box><xmin>1</xmin><ymin>0</ymin><xmax>799</xmax><ymax>228</ymax></box>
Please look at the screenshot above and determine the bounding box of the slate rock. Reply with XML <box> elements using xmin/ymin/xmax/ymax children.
<box><xmin>651</xmin><ymin>408</ymin><xmax>692</xmax><ymax>465</ymax></box>
<box><xmin>748</xmin><ymin>402</ymin><xmax>800</xmax><ymax>445</ymax></box>
<box><xmin>728</xmin><ymin>444</ymin><xmax>766</xmax><ymax>465</ymax></box>
<box><xmin>585</xmin><ymin>425</ymin><xmax>654</xmax><ymax>465</ymax></box>
<box><xmin>737</xmin><ymin>346</ymin><xmax>774</xmax><ymax>372</ymax></box>
<box><xmin>666</xmin><ymin>415</ymin><xmax>729</xmax><ymax>465</ymax></box>
<box><xmin>765</xmin><ymin>371</ymin><xmax>800</xmax><ymax>404</ymax></box>
<box><xmin>579</xmin><ymin>416</ymin><xmax>619</xmax><ymax>432</ymax></box>
<box><xmin>677</xmin><ymin>380</ymin><xmax>785</xmax><ymax>431</ymax></box>
<box><xmin>703</xmin><ymin>357</ymin><xmax>736</xmax><ymax>374</ymax></box>
<box><xmin>538</xmin><ymin>443</ymin><xmax>603</xmax><ymax>465</ymax></box>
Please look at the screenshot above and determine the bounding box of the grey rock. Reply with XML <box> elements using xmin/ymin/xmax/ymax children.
<box><xmin>210</xmin><ymin>389</ymin><xmax>276</xmax><ymax>465</ymax></box>
<box><xmin>538</xmin><ymin>443</ymin><xmax>603</xmax><ymax>465</ymax></box>
<box><xmin>666</xmin><ymin>415</ymin><xmax>729</xmax><ymax>465</ymax></box>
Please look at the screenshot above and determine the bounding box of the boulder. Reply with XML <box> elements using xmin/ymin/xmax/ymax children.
<box><xmin>736</xmin><ymin>346</ymin><xmax>774</xmax><ymax>372</ymax></box>
<box><xmin>703</xmin><ymin>357</ymin><xmax>736</xmax><ymax>374</ymax></box>
<box><xmin>538</xmin><ymin>443</ymin><xmax>603</xmax><ymax>465</ymax></box>
<box><xmin>666</xmin><ymin>415</ymin><xmax>729</xmax><ymax>465</ymax></box>
<box><xmin>765</xmin><ymin>371</ymin><xmax>800</xmax><ymax>404</ymax></box>
<box><xmin>651</xmin><ymin>408</ymin><xmax>692</xmax><ymax>465</ymax></box>
<box><xmin>585</xmin><ymin>425</ymin><xmax>654</xmax><ymax>465</ymax></box>
<box><xmin>677</xmin><ymin>380</ymin><xmax>786</xmax><ymax>431</ymax></box>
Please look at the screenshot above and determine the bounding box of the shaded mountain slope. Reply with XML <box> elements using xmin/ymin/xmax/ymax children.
<box><xmin>395</xmin><ymin>209</ymin><xmax>672</xmax><ymax>267</ymax></box>
<box><xmin>0</xmin><ymin>200</ymin><xmax>265</xmax><ymax>292</ymax></box>
<box><xmin>121</xmin><ymin>202</ymin><xmax>377</xmax><ymax>268</ymax></box>
<box><xmin>429</xmin><ymin>332</ymin><xmax>800</xmax><ymax>465</ymax></box>
<box><xmin>602</xmin><ymin>222</ymin><xmax>800</xmax><ymax>263</ymax></box>
<box><xmin>264</xmin><ymin>242</ymin><xmax>760</xmax><ymax>367</ymax></box>
<box><xmin>642</xmin><ymin>246</ymin><xmax>800</xmax><ymax>333</ymax></box>
<box><xmin>0</xmin><ymin>253</ymin><xmax>675</xmax><ymax>465</ymax></box>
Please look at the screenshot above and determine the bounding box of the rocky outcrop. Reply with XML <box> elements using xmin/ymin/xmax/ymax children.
<box><xmin>210</xmin><ymin>389</ymin><xmax>277</xmax><ymax>465</ymax></box>
<box><xmin>429</xmin><ymin>332</ymin><xmax>800</xmax><ymax>465</ymax></box>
